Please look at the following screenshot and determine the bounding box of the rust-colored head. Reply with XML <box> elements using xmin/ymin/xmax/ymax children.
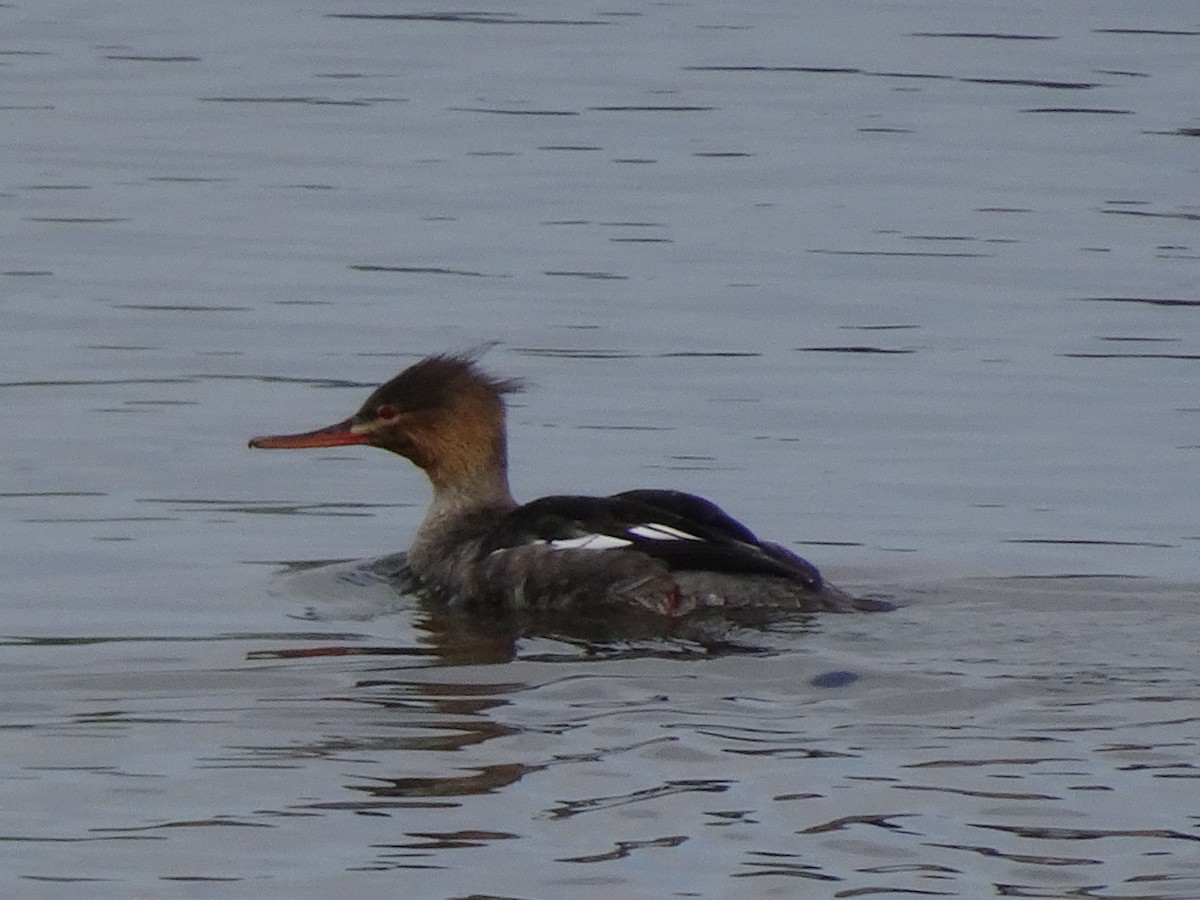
<box><xmin>249</xmin><ymin>353</ymin><xmax>524</xmax><ymax>490</ymax></box>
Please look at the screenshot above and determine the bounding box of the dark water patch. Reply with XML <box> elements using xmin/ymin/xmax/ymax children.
<box><xmin>3</xmin><ymin>270</ymin><xmax>52</xmax><ymax>276</ymax></box>
<box><xmin>18</xmin><ymin>184</ymin><xmax>89</xmax><ymax>190</ymax></box>
<box><xmin>647</xmin><ymin>461</ymin><xmax>736</xmax><ymax>472</ymax></box>
<box><xmin>1155</xmin><ymin>247</ymin><xmax>1198</xmax><ymax>260</ymax></box>
<box><xmin>904</xmin><ymin>234</ymin><xmax>977</xmax><ymax>241</ymax></box>
<box><xmin>450</xmin><ymin>106</ymin><xmax>578</xmax><ymax>116</ymax></box>
<box><xmin>24</xmin><ymin>217</ymin><xmax>128</xmax><ymax>224</ymax></box>
<box><xmin>810</xmin><ymin>670</ymin><xmax>859</xmax><ymax>689</ymax></box>
<box><xmin>906</xmin><ymin>757</ymin><xmax>1080</xmax><ymax>769</ymax></box>
<box><xmin>353</xmin><ymin>763</ymin><xmax>543</xmax><ymax>801</ymax></box>
<box><xmin>558</xmin><ymin>834</ymin><xmax>687</xmax><ymax>864</ymax></box>
<box><xmin>197</xmin><ymin>373</ymin><xmax>372</xmax><ymax>389</ymax></box>
<box><xmin>685</xmin><ymin>65</ymin><xmax>861</xmax><ymax>75</ymax></box>
<box><xmin>898</xmin><ymin>785</ymin><xmax>1061</xmax><ymax>801</ymax></box>
<box><xmin>692</xmin><ymin>151</ymin><xmax>753</xmax><ymax>157</ymax></box>
<box><xmin>548</xmin><ymin>779</ymin><xmax>730</xmax><ymax>820</ymax></box>
<box><xmin>1079</xmin><ymin>296</ymin><xmax>1200</xmax><ymax>307</ymax></box>
<box><xmin>245</xmin><ymin>644</ymin><xmax>436</xmax><ymax>661</ymax></box>
<box><xmin>928</xmin><ymin>841</ymin><xmax>1101</xmax><ymax>866</ymax></box>
<box><xmin>657</xmin><ymin>351</ymin><xmax>761</xmax><ymax>357</ymax></box>
<box><xmin>972</xmin><ymin>823</ymin><xmax>1200</xmax><ymax>843</ymax></box>
<box><xmin>797</xmin><ymin>346</ymin><xmax>914</xmax><ymax>354</ymax></box>
<box><xmin>600</xmin><ymin>221</ymin><xmax>664</xmax><ymax>228</ymax></box>
<box><xmin>800</xmin><ymin>812</ymin><xmax>916</xmax><ymax>834</ymax></box>
<box><xmin>537</xmin><ymin>144</ymin><xmax>602</xmax><ymax>151</ymax></box>
<box><xmin>1</xmin><ymin>632</ymin><xmax>363</xmax><ymax>648</ymax></box>
<box><xmin>109</xmin><ymin>303</ymin><xmax>248</xmax><ymax>311</ymax></box>
<box><xmin>839</xmin><ymin>323</ymin><xmax>920</xmax><ymax>331</ymax></box>
<box><xmin>161</xmin><ymin>503</ymin><xmax>385</xmax><ymax>518</ymax></box>
<box><xmin>588</xmin><ymin>105</ymin><xmax>715</xmax><ymax>112</ymax></box>
<box><xmin>610</xmin><ymin>236</ymin><xmax>672</xmax><ymax>243</ymax></box>
<box><xmin>0</xmin><ymin>104</ymin><xmax>56</xmax><ymax>111</ymax></box>
<box><xmin>1100</xmin><ymin>206</ymin><xmax>1200</xmax><ymax>222</ymax></box>
<box><xmin>976</xmin><ymin>207</ymin><xmax>1033</xmax><ymax>213</ymax></box>
<box><xmin>510</xmin><ymin>347</ymin><xmax>639</xmax><ymax>359</ymax></box>
<box><xmin>611</xmin><ymin>157</ymin><xmax>657</xmax><ymax>163</ymax></box>
<box><xmin>543</xmin><ymin>270</ymin><xmax>629</xmax><ymax>280</ymax></box>
<box><xmin>139</xmin><ymin>497</ymin><xmax>411</xmax><ymax>516</ymax></box>
<box><xmin>808</xmin><ymin>248</ymin><xmax>991</xmax><ymax>258</ymax></box>
<box><xmin>577</xmin><ymin>424</ymin><xmax>670</xmax><ymax>431</ymax></box>
<box><xmin>244</xmin><ymin>557</ymin><xmax>358</xmax><ymax>572</ymax></box>
<box><xmin>349</xmin><ymin>264</ymin><xmax>495</xmax><ymax>277</ymax></box>
<box><xmin>959</xmin><ymin>77</ymin><xmax>1099</xmax><ymax>89</ymax></box>
<box><xmin>125</xmin><ymin>397</ymin><xmax>200</xmax><ymax>405</ymax></box>
<box><xmin>466</xmin><ymin>150</ymin><xmax>519</xmax><ymax>157</ymax></box>
<box><xmin>371</xmin><ymin>829</ymin><xmax>521</xmax><ymax>852</ymax></box>
<box><xmin>999</xmin><ymin>574</ymin><xmax>1147</xmax><ymax>580</ymax></box>
<box><xmin>0</xmin><ymin>377</ymin><xmax>192</xmax><ymax>388</ymax></box>
<box><xmin>330</xmin><ymin>12</ymin><xmax>610</xmax><ymax>26</ymax></box>
<box><xmin>734</xmin><ymin>853</ymin><xmax>840</xmax><ymax>881</ymax></box>
<box><xmin>909</xmin><ymin>32</ymin><xmax>1058</xmax><ymax>40</ymax></box>
<box><xmin>858</xmin><ymin>127</ymin><xmax>913</xmax><ymax>134</ymax></box>
<box><xmin>1021</xmin><ymin>107</ymin><xmax>1133</xmax><ymax>115</ymax></box>
<box><xmin>200</xmin><ymin>96</ymin><xmax>372</xmax><ymax>106</ymax></box>
<box><xmin>96</xmin><ymin>819</ymin><xmax>273</xmax><ymax>833</ymax></box>
<box><xmin>1061</xmin><ymin>352</ymin><xmax>1200</xmax><ymax>360</ymax></box>
<box><xmin>147</xmin><ymin>175</ymin><xmax>234</xmax><ymax>183</ymax></box>
<box><xmin>1160</xmin><ymin>127</ymin><xmax>1200</xmax><ymax>137</ymax></box>
<box><xmin>104</xmin><ymin>54</ymin><xmax>201</xmax><ymax>63</ymax></box>
<box><xmin>272</xmin><ymin>299</ymin><xmax>332</xmax><ymax>306</ymax></box>
<box><xmin>82</xmin><ymin>343</ymin><xmax>159</xmax><ymax>350</ymax></box>
<box><xmin>865</xmin><ymin>70</ymin><xmax>952</xmax><ymax>80</ymax></box>
<box><xmin>1093</xmin><ymin>28</ymin><xmax>1200</xmax><ymax>36</ymax></box>
<box><xmin>1007</xmin><ymin>539</ymin><xmax>1176</xmax><ymax>548</ymax></box>
<box><xmin>0</xmin><ymin>491</ymin><xmax>106</xmax><ymax>499</ymax></box>
<box><xmin>21</xmin><ymin>515</ymin><xmax>176</xmax><ymax>524</ymax></box>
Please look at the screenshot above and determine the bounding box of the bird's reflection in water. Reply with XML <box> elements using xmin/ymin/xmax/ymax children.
<box><xmin>257</xmin><ymin>552</ymin><xmax>870</xmax><ymax>666</ymax></box>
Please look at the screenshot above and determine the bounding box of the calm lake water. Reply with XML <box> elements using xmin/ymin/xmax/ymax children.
<box><xmin>3</xmin><ymin>1</ymin><xmax>1199</xmax><ymax>897</ymax></box>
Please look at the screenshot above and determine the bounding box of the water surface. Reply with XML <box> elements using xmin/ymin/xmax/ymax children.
<box><xmin>2</xmin><ymin>0</ymin><xmax>1198</xmax><ymax>896</ymax></box>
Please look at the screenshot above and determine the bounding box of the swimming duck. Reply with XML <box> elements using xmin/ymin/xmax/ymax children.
<box><xmin>249</xmin><ymin>353</ymin><xmax>883</xmax><ymax>616</ymax></box>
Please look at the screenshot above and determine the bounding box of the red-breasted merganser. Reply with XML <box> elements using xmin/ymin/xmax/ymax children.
<box><xmin>249</xmin><ymin>353</ymin><xmax>884</xmax><ymax>616</ymax></box>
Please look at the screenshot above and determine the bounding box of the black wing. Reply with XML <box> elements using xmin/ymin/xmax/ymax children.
<box><xmin>479</xmin><ymin>490</ymin><xmax>823</xmax><ymax>590</ymax></box>
<box><xmin>612</xmin><ymin>490</ymin><xmax>822</xmax><ymax>588</ymax></box>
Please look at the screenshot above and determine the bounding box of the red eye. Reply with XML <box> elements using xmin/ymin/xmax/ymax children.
<box><xmin>377</xmin><ymin>404</ymin><xmax>398</xmax><ymax>421</ymax></box>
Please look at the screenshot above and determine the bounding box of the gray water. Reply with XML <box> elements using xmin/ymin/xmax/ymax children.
<box><xmin>3</xmin><ymin>1</ymin><xmax>1199</xmax><ymax>897</ymax></box>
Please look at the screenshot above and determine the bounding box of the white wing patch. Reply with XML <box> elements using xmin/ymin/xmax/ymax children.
<box><xmin>627</xmin><ymin>523</ymin><xmax>704</xmax><ymax>541</ymax></box>
<box><xmin>542</xmin><ymin>534</ymin><xmax>633</xmax><ymax>551</ymax></box>
<box><xmin>525</xmin><ymin>522</ymin><xmax>703</xmax><ymax>553</ymax></box>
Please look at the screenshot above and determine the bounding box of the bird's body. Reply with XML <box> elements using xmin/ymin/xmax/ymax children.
<box><xmin>250</xmin><ymin>353</ymin><xmax>883</xmax><ymax>616</ymax></box>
